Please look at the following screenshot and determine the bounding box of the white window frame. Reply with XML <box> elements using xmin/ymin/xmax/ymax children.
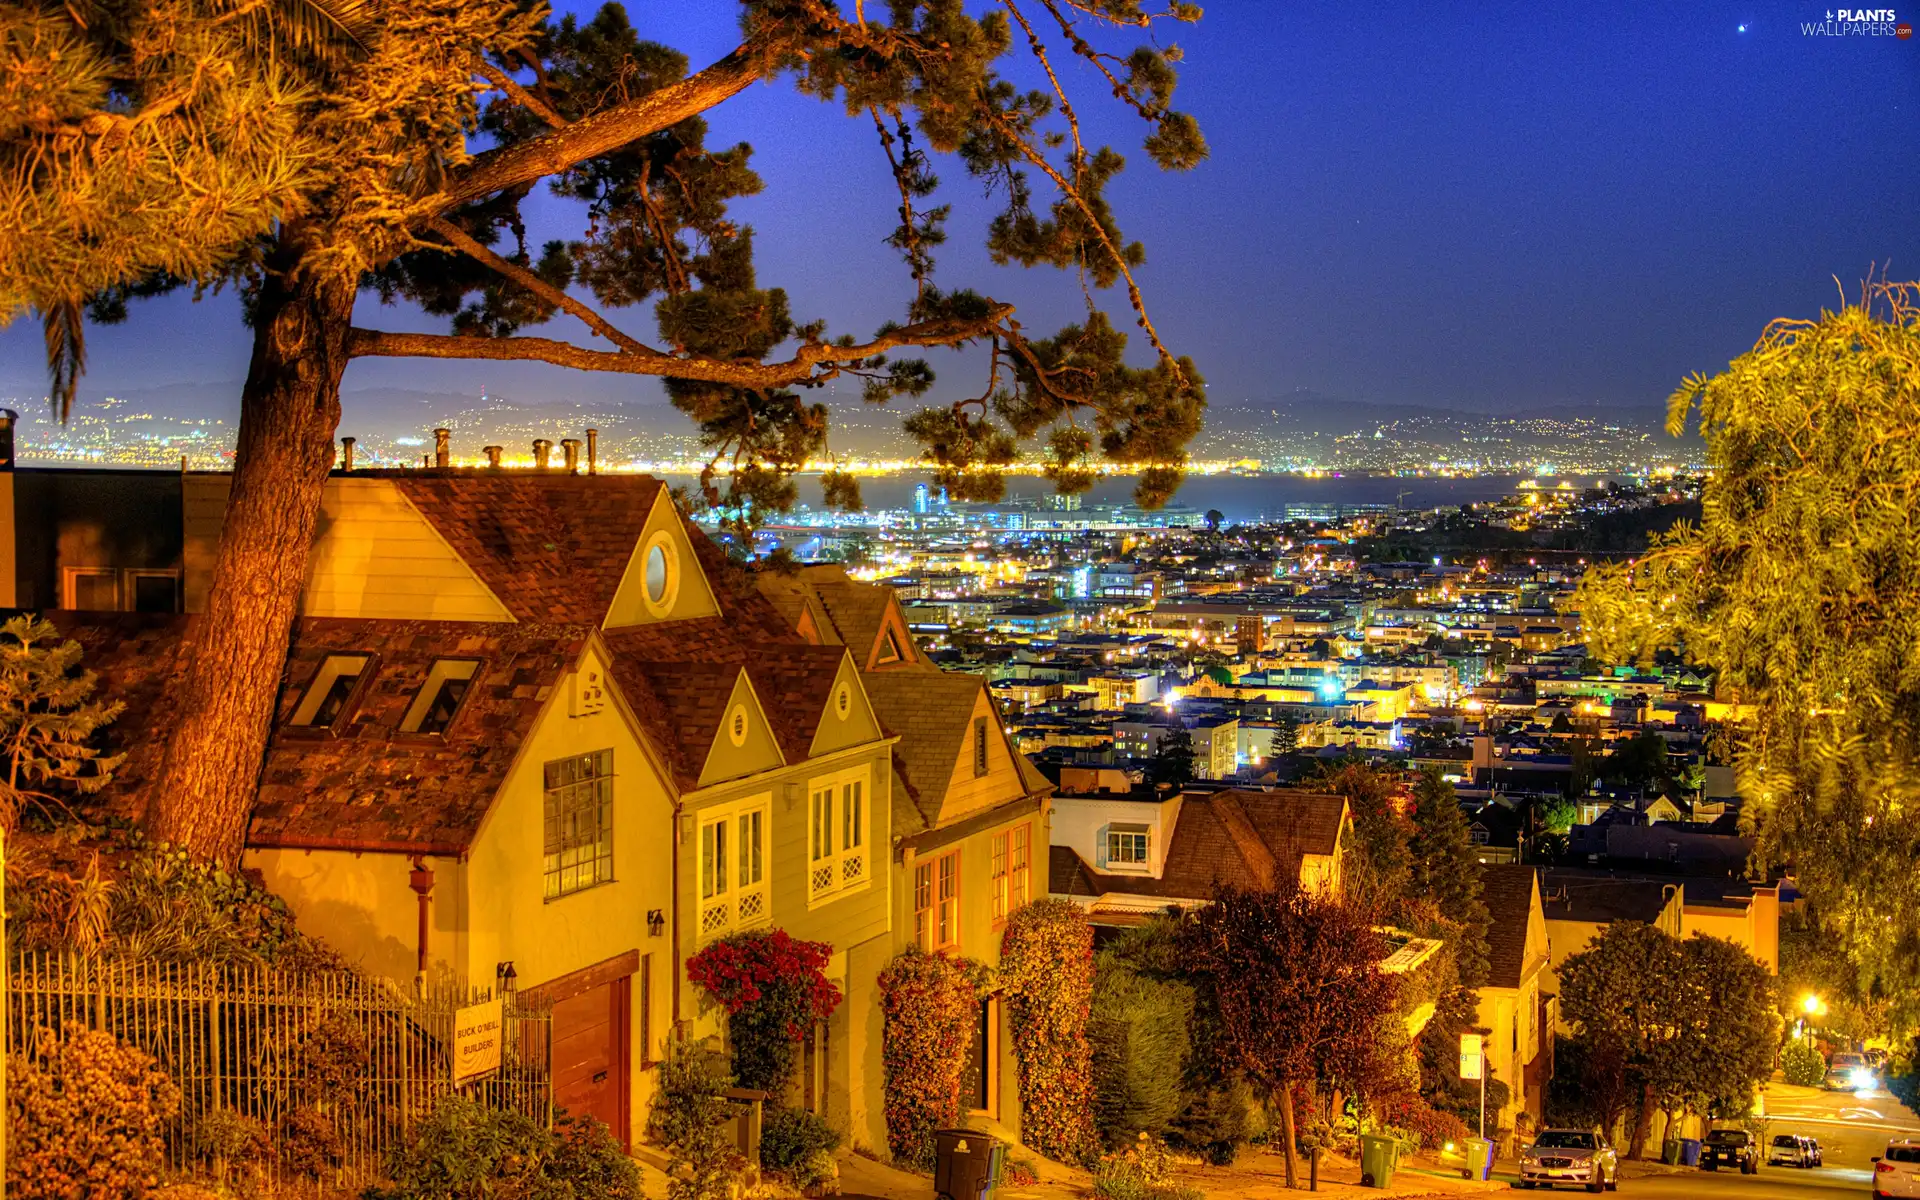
<box><xmin>1106</xmin><ymin>823</ymin><xmax>1151</xmax><ymax>869</ymax></box>
<box><xmin>807</xmin><ymin>765</ymin><xmax>871</xmax><ymax>905</ymax></box>
<box><xmin>60</xmin><ymin>566</ymin><xmax>121</xmax><ymax>610</ymax></box>
<box><xmin>696</xmin><ymin>793</ymin><xmax>771</xmax><ymax>941</ymax></box>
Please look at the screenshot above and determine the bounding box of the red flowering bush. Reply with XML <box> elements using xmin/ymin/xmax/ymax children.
<box><xmin>1000</xmin><ymin>900</ymin><xmax>1098</xmax><ymax>1165</ymax></box>
<box><xmin>877</xmin><ymin>947</ymin><xmax>987</xmax><ymax>1169</ymax></box>
<box><xmin>1378</xmin><ymin>1094</ymin><xmax>1470</xmax><ymax>1152</ymax></box>
<box><xmin>687</xmin><ymin>929</ymin><xmax>840</xmax><ymax>1095</ymax></box>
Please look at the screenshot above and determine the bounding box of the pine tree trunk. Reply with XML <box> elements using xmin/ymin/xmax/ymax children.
<box><xmin>1277</xmin><ymin>1081</ymin><xmax>1299</xmax><ymax>1189</ymax></box>
<box><xmin>1627</xmin><ymin>1080</ymin><xmax>1655</xmax><ymax>1160</ymax></box>
<box><xmin>146</xmin><ymin>249</ymin><xmax>354</xmax><ymax>863</ymax></box>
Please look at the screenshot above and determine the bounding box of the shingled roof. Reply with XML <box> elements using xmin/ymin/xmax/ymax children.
<box><xmin>755</xmin><ymin>564</ymin><xmax>932</xmax><ymax>672</ymax></box>
<box><xmin>388</xmin><ymin>472</ymin><xmax>664</xmax><ymax>625</ymax></box>
<box><xmin>43</xmin><ymin>611</ymin><xmax>195</xmax><ymax>825</ymax></box>
<box><xmin>249</xmin><ymin>618</ymin><xmax>588</xmax><ymax>854</ymax></box>
<box><xmin>1478</xmin><ymin>862</ymin><xmax>1540</xmax><ymax>990</ymax></box>
<box><xmin>863</xmin><ymin>670</ymin><xmax>995</xmax><ymax>828</ymax></box>
<box><xmin>1056</xmin><ymin>789</ymin><xmax>1349</xmax><ymax>902</ymax></box>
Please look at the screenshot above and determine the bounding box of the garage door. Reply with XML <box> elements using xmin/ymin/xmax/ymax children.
<box><xmin>541</xmin><ymin>955</ymin><xmax>634</xmax><ymax>1148</ymax></box>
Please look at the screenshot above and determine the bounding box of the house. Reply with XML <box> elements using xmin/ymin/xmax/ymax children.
<box><xmin>36</xmin><ymin>466</ymin><xmax>903</xmax><ymax>1151</ymax></box>
<box><xmin>1476</xmin><ymin>864</ymin><xmax>1551</xmax><ymax>1145</ymax></box>
<box><xmin>1048</xmin><ymin>788</ymin><xmax>1351</xmax><ymax>923</ymax></box>
<box><xmin>1538</xmin><ymin>867</ymin><xmax>1685</xmax><ymax>1024</ymax></box>
<box><xmin>756</xmin><ymin>565</ymin><xmax>1055</xmax><ymax>1138</ymax></box>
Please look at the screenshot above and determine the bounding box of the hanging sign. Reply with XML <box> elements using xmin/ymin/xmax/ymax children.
<box><xmin>1459</xmin><ymin>1032</ymin><xmax>1484</xmax><ymax>1081</ymax></box>
<box><xmin>453</xmin><ymin>998</ymin><xmax>504</xmax><ymax>1085</ymax></box>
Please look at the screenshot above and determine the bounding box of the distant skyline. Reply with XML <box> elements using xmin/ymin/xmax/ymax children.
<box><xmin>3</xmin><ymin>1</ymin><xmax>1916</xmax><ymax>427</ymax></box>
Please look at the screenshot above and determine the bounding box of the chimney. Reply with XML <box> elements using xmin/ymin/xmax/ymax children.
<box><xmin>561</xmin><ymin>438</ymin><xmax>581</xmax><ymax>473</ymax></box>
<box><xmin>532</xmin><ymin>439</ymin><xmax>552</xmax><ymax>470</ymax></box>
<box><xmin>585</xmin><ymin>428</ymin><xmax>599</xmax><ymax>475</ymax></box>
<box><xmin>433</xmin><ymin>427</ymin><xmax>450</xmax><ymax>468</ymax></box>
<box><xmin>340</xmin><ymin>436</ymin><xmax>356</xmax><ymax>472</ymax></box>
<box><xmin>482</xmin><ymin>445</ymin><xmax>504</xmax><ymax>469</ymax></box>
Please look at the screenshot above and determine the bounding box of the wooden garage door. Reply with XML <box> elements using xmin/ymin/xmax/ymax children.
<box><xmin>543</xmin><ymin>958</ymin><xmax>634</xmax><ymax>1148</ymax></box>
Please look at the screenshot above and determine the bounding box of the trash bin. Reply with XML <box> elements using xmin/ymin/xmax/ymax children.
<box><xmin>1663</xmin><ymin>1139</ymin><xmax>1682</xmax><ymax>1165</ymax></box>
<box><xmin>1679</xmin><ymin>1138</ymin><xmax>1702</xmax><ymax>1167</ymax></box>
<box><xmin>1461</xmin><ymin>1137</ymin><xmax>1494</xmax><ymax>1181</ymax></box>
<box><xmin>934</xmin><ymin>1128</ymin><xmax>1004</xmax><ymax>1200</ymax></box>
<box><xmin>1358</xmin><ymin>1133</ymin><xmax>1400</xmax><ymax>1188</ymax></box>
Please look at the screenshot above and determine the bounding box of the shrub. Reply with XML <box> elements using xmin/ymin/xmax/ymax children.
<box><xmin>648</xmin><ymin>1034</ymin><xmax>744</xmax><ymax>1200</ymax></box>
<box><xmin>1783</xmin><ymin>1039</ymin><xmax>1826</xmax><ymax>1088</ymax></box>
<box><xmin>366</xmin><ymin>1094</ymin><xmax>639</xmax><ymax>1200</ymax></box>
<box><xmin>761</xmin><ymin>1106</ymin><xmax>843</xmax><ymax>1174</ymax></box>
<box><xmin>687</xmin><ymin>929</ymin><xmax>841</xmax><ymax>1096</ymax></box>
<box><xmin>788</xmin><ymin>1149</ymin><xmax>838</xmax><ymax>1195</ymax></box>
<box><xmin>1090</xmin><ymin>942</ymin><xmax>1195</xmax><ymax>1146</ymax></box>
<box><xmin>1089</xmin><ymin>1135</ymin><xmax>1202</xmax><ymax>1200</ymax></box>
<box><xmin>193</xmin><ymin>1106</ymin><xmax>271</xmax><ymax>1188</ymax></box>
<box><xmin>876</xmin><ymin>947</ymin><xmax>985</xmax><ymax>1168</ymax></box>
<box><xmin>1000</xmin><ymin>899</ymin><xmax>1098</xmax><ymax>1164</ymax></box>
<box><xmin>1003</xmin><ymin>1157</ymin><xmax>1041</xmax><ymax>1188</ymax></box>
<box><xmin>1166</xmin><ymin>1082</ymin><xmax>1259</xmax><ymax>1166</ymax></box>
<box><xmin>1378</xmin><ymin>1094</ymin><xmax>1471</xmax><ymax>1152</ymax></box>
<box><xmin>281</xmin><ymin>1106</ymin><xmax>344</xmax><ymax>1181</ymax></box>
<box><xmin>6</xmin><ymin>1022</ymin><xmax>181</xmax><ymax>1200</ymax></box>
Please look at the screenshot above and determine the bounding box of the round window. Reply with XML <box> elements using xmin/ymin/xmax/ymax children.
<box><xmin>727</xmin><ymin>704</ymin><xmax>749</xmax><ymax>746</ymax></box>
<box><xmin>835</xmin><ymin>684</ymin><xmax>851</xmax><ymax>718</ymax></box>
<box><xmin>640</xmin><ymin>533</ymin><xmax>678</xmax><ymax>615</ymax></box>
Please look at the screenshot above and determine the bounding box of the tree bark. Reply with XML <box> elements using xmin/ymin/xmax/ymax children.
<box><xmin>145</xmin><ymin>245</ymin><xmax>354</xmax><ymax>863</ymax></box>
<box><xmin>1627</xmin><ymin>1080</ymin><xmax>1655</xmax><ymax>1161</ymax></box>
<box><xmin>1277</xmin><ymin>1081</ymin><xmax>1299</xmax><ymax>1189</ymax></box>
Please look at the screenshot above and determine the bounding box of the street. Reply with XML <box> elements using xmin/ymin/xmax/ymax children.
<box><xmin>1484</xmin><ymin>1083</ymin><xmax>1920</xmax><ymax>1198</ymax></box>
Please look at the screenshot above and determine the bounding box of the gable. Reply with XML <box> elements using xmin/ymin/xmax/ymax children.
<box><xmin>864</xmin><ymin>594</ymin><xmax>922</xmax><ymax>671</ymax></box>
<box><xmin>604</xmin><ymin>489</ymin><xmax>722</xmax><ymax>628</ymax></box>
<box><xmin>301</xmin><ymin>479</ymin><xmax>514</xmax><ymax>622</ymax></box>
<box><xmin>700</xmin><ymin>671</ymin><xmax>786</xmax><ymax>787</ymax></box>
<box><xmin>935</xmin><ymin>689</ymin><xmax>1024</xmax><ymax>824</ymax></box>
<box><xmin>808</xmin><ymin>655</ymin><xmax>883</xmax><ymax>758</ymax></box>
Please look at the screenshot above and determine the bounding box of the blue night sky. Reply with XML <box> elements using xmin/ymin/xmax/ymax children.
<box><xmin>3</xmin><ymin>0</ymin><xmax>1916</xmax><ymax>418</ymax></box>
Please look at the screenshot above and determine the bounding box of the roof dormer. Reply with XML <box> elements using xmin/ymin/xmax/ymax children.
<box><xmin>604</xmin><ymin>489</ymin><xmax>722</xmax><ymax>628</ymax></box>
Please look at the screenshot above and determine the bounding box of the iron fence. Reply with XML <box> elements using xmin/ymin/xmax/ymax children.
<box><xmin>7</xmin><ymin>951</ymin><xmax>552</xmax><ymax>1191</ymax></box>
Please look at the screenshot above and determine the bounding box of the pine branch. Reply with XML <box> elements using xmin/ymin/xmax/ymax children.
<box><xmin>425</xmin><ymin>216</ymin><xmax>660</xmax><ymax>357</ymax></box>
<box><xmin>475</xmin><ymin>61</ymin><xmax>566</xmax><ymax>132</ymax></box>
<box><xmin>436</xmin><ymin>40</ymin><xmax>771</xmax><ymax>214</ymax></box>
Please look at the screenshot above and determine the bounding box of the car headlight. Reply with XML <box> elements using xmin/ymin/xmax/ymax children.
<box><xmin>1852</xmin><ymin>1068</ymin><xmax>1876</xmax><ymax>1088</ymax></box>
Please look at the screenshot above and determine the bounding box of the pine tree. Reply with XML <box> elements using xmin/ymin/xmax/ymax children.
<box><xmin>1406</xmin><ymin>768</ymin><xmax>1491</xmax><ymax>987</ymax></box>
<box><xmin>1150</xmin><ymin>727</ymin><xmax>1196</xmax><ymax>787</ymax></box>
<box><xmin>0</xmin><ymin>615</ymin><xmax>125</xmax><ymax>829</ymax></box>
<box><xmin>1</xmin><ymin>0</ymin><xmax>1210</xmax><ymax>862</ymax></box>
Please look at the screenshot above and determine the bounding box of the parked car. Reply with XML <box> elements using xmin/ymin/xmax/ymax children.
<box><xmin>1873</xmin><ymin>1139</ymin><xmax>1920</xmax><ymax>1200</ymax></box>
<box><xmin>1769</xmin><ymin>1134</ymin><xmax>1821</xmax><ymax>1168</ymax></box>
<box><xmin>1517</xmin><ymin>1128</ymin><xmax>1620</xmax><ymax>1192</ymax></box>
<box><xmin>1827</xmin><ymin>1050</ymin><xmax>1878</xmax><ymax>1091</ymax></box>
<box><xmin>1701</xmin><ymin>1128</ymin><xmax>1759</xmax><ymax>1173</ymax></box>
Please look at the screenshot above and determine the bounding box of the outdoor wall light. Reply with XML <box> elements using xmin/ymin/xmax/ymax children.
<box><xmin>647</xmin><ymin>909</ymin><xmax>666</xmax><ymax>937</ymax></box>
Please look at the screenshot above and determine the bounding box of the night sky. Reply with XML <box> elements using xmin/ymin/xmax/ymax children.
<box><xmin>3</xmin><ymin>0</ymin><xmax>1916</xmax><ymax>419</ymax></box>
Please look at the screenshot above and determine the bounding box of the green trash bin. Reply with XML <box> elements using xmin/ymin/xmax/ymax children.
<box><xmin>1663</xmin><ymin>1139</ymin><xmax>1682</xmax><ymax>1165</ymax></box>
<box><xmin>1358</xmin><ymin>1133</ymin><xmax>1400</xmax><ymax>1189</ymax></box>
<box><xmin>1462</xmin><ymin>1136</ymin><xmax>1495</xmax><ymax>1181</ymax></box>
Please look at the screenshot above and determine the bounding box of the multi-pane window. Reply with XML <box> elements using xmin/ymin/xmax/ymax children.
<box><xmin>400</xmin><ymin>658</ymin><xmax>480</xmax><ymax>734</ymax></box>
<box><xmin>1010</xmin><ymin>824</ymin><xmax>1032</xmax><ymax>911</ymax></box>
<box><xmin>913</xmin><ymin>862</ymin><xmax>934</xmax><ymax>950</ymax></box>
<box><xmin>936</xmin><ymin>852</ymin><xmax>960</xmax><ymax>948</ymax></box>
<box><xmin>543</xmin><ymin>749</ymin><xmax>613</xmax><ymax>899</ymax></box>
<box><xmin>1107</xmin><ymin>823</ymin><xmax>1150</xmax><ymax>867</ymax></box>
<box><xmin>808</xmin><ymin>768</ymin><xmax>868</xmax><ymax>902</ymax></box>
<box><xmin>698</xmin><ymin>796</ymin><xmax>769</xmax><ymax>939</ymax></box>
<box><xmin>991</xmin><ymin>832</ymin><xmax>1010</xmax><ymax>924</ymax></box>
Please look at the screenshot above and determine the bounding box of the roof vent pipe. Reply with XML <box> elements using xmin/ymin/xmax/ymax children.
<box><xmin>340</xmin><ymin>436</ymin><xmax>356</xmax><ymax>472</ymax></box>
<box><xmin>482</xmin><ymin>445</ymin><xmax>504</xmax><ymax>469</ymax></box>
<box><xmin>561</xmin><ymin>438</ymin><xmax>581</xmax><ymax>474</ymax></box>
<box><xmin>433</xmin><ymin>427</ymin><xmax>451</xmax><ymax>468</ymax></box>
<box><xmin>585</xmin><ymin>428</ymin><xmax>599</xmax><ymax>475</ymax></box>
<box><xmin>532</xmin><ymin>438</ymin><xmax>552</xmax><ymax>470</ymax></box>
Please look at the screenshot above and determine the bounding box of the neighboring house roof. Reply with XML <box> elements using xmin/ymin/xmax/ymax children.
<box><xmin>1478</xmin><ymin>862</ymin><xmax>1540</xmax><ymax>989</ymax></box>
<box><xmin>755</xmin><ymin>564</ymin><xmax>932</xmax><ymax>672</ymax></box>
<box><xmin>44</xmin><ymin>611</ymin><xmax>193</xmax><ymax>825</ymax></box>
<box><xmin>863</xmin><ymin>670</ymin><xmax>994</xmax><ymax>829</ymax></box>
<box><xmin>1540</xmin><ymin>867</ymin><xmax>1680</xmax><ymax>925</ymax></box>
<box><xmin>1054</xmin><ymin>789</ymin><xmax>1348</xmax><ymax>903</ymax></box>
<box><xmin>253</xmin><ymin>617</ymin><xmax>589</xmax><ymax>854</ymax></box>
<box><xmin>388</xmin><ymin>472</ymin><xmax>664</xmax><ymax>624</ymax></box>
<box><xmin>1050</xmin><ymin>843</ymin><xmax>1103</xmax><ymax>898</ymax></box>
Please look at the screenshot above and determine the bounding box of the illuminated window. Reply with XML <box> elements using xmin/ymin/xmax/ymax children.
<box><xmin>290</xmin><ymin>654</ymin><xmax>371</xmax><ymax>728</ymax></box>
<box><xmin>1010</xmin><ymin>824</ymin><xmax>1032</xmax><ymax>911</ymax></box>
<box><xmin>991</xmin><ymin>832</ymin><xmax>1010</xmax><ymax>924</ymax></box>
<box><xmin>1107</xmin><ymin>824</ymin><xmax>1150</xmax><ymax>867</ymax></box>
<box><xmin>543</xmin><ymin>749</ymin><xmax>613</xmax><ymax>899</ymax></box>
<box><xmin>913</xmin><ymin>861</ymin><xmax>934</xmax><ymax>950</ymax></box>
<box><xmin>935</xmin><ymin>851</ymin><xmax>960</xmax><ymax>949</ymax></box>
<box><xmin>696</xmin><ymin>795</ymin><xmax>769</xmax><ymax>939</ymax></box>
<box><xmin>400</xmin><ymin>658</ymin><xmax>480</xmax><ymax>734</ymax></box>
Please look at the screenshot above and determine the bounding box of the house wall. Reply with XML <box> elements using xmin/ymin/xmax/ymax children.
<box><xmin>1050</xmin><ymin>795</ymin><xmax>1180</xmax><ymax>875</ymax></box>
<box><xmin>248</xmin><ymin>846</ymin><xmax>470</xmax><ymax>986</ymax></box>
<box><xmin>9</xmin><ymin>468</ymin><xmax>184</xmax><ymax>610</ymax></box>
<box><xmin>936</xmin><ymin>691</ymin><xmax>1034</xmax><ymax>823</ymax></box>
<box><xmin>465</xmin><ymin>644</ymin><xmax>677</xmax><ymax>1142</ymax></box>
<box><xmin>676</xmin><ymin>742</ymin><xmax>895</xmax><ymax>1147</ymax></box>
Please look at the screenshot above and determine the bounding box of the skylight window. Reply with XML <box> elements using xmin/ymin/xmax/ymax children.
<box><xmin>290</xmin><ymin>654</ymin><xmax>371</xmax><ymax>728</ymax></box>
<box><xmin>400</xmin><ymin>659</ymin><xmax>481</xmax><ymax>734</ymax></box>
